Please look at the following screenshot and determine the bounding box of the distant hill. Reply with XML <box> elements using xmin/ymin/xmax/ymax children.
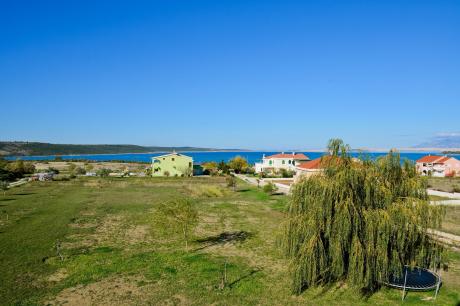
<box><xmin>0</xmin><ymin>142</ymin><xmax>241</xmax><ymax>156</ymax></box>
<box><xmin>414</xmin><ymin>134</ymin><xmax>460</xmax><ymax>149</ymax></box>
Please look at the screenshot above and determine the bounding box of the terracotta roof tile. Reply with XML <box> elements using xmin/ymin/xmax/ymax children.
<box><xmin>265</xmin><ymin>153</ymin><xmax>309</xmax><ymax>160</ymax></box>
<box><xmin>416</xmin><ymin>155</ymin><xmax>449</xmax><ymax>163</ymax></box>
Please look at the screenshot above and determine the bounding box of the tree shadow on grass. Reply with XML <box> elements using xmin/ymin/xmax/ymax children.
<box><xmin>12</xmin><ymin>192</ymin><xmax>36</xmax><ymax>196</ymax></box>
<box><xmin>236</xmin><ymin>189</ymin><xmax>251</xmax><ymax>192</ymax></box>
<box><xmin>194</xmin><ymin>231</ymin><xmax>253</xmax><ymax>251</ymax></box>
<box><xmin>0</xmin><ymin>199</ymin><xmax>14</xmax><ymax>203</ymax></box>
<box><xmin>228</xmin><ymin>268</ymin><xmax>263</xmax><ymax>289</ymax></box>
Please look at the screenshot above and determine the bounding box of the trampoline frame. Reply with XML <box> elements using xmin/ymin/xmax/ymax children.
<box><xmin>383</xmin><ymin>266</ymin><xmax>442</xmax><ymax>301</ymax></box>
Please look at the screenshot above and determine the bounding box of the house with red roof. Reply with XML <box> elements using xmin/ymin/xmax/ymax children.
<box><xmin>255</xmin><ymin>152</ymin><xmax>310</xmax><ymax>173</ymax></box>
<box><xmin>416</xmin><ymin>155</ymin><xmax>460</xmax><ymax>177</ymax></box>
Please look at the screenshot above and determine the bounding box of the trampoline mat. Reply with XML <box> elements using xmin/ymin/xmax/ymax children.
<box><xmin>387</xmin><ymin>267</ymin><xmax>440</xmax><ymax>291</ymax></box>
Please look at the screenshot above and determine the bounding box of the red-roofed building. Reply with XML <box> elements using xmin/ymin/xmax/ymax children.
<box><xmin>255</xmin><ymin>152</ymin><xmax>310</xmax><ymax>173</ymax></box>
<box><xmin>416</xmin><ymin>155</ymin><xmax>460</xmax><ymax>177</ymax></box>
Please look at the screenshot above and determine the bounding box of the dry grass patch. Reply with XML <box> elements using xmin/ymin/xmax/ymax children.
<box><xmin>45</xmin><ymin>276</ymin><xmax>155</xmax><ymax>306</ymax></box>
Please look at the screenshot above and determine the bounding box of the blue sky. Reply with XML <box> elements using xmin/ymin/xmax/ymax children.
<box><xmin>1</xmin><ymin>0</ymin><xmax>459</xmax><ymax>150</ymax></box>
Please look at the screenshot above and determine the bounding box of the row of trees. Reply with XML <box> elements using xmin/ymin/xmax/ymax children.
<box><xmin>202</xmin><ymin>156</ymin><xmax>252</xmax><ymax>175</ymax></box>
<box><xmin>0</xmin><ymin>158</ymin><xmax>35</xmax><ymax>182</ymax></box>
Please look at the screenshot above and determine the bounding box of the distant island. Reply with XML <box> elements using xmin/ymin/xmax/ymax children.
<box><xmin>0</xmin><ymin>141</ymin><xmax>246</xmax><ymax>156</ymax></box>
<box><xmin>442</xmin><ymin>150</ymin><xmax>460</xmax><ymax>154</ymax></box>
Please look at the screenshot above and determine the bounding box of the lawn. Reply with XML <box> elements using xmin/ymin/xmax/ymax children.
<box><xmin>428</xmin><ymin>177</ymin><xmax>460</xmax><ymax>193</ymax></box>
<box><xmin>441</xmin><ymin>205</ymin><xmax>460</xmax><ymax>236</ymax></box>
<box><xmin>0</xmin><ymin>177</ymin><xmax>459</xmax><ymax>305</ymax></box>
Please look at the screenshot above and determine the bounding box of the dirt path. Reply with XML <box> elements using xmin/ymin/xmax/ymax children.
<box><xmin>234</xmin><ymin>174</ymin><xmax>290</xmax><ymax>194</ymax></box>
<box><xmin>428</xmin><ymin>189</ymin><xmax>460</xmax><ymax>199</ymax></box>
<box><xmin>428</xmin><ymin>229</ymin><xmax>460</xmax><ymax>247</ymax></box>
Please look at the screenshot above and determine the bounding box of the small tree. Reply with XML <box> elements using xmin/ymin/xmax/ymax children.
<box><xmin>164</xmin><ymin>171</ymin><xmax>170</xmax><ymax>177</ymax></box>
<box><xmin>0</xmin><ymin>181</ymin><xmax>8</xmax><ymax>196</ymax></box>
<box><xmin>226</xmin><ymin>175</ymin><xmax>237</xmax><ymax>191</ymax></box>
<box><xmin>202</xmin><ymin>162</ymin><xmax>218</xmax><ymax>175</ymax></box>
<box><xmin>263</xmin><ymin>181</ymin><xmax>278</xmax><ymax>194</ymax></box>
<box><xmin>73</xmin><ymin>167</ymin><xmax>86</xmax><ymax>175</ymax></box>
<box><xmin>157</xmin><ymin>198</ymin><xmax>198</xmax><ymax>250</ymax></box>
<box><xmin>218</xmin><ymin>160</ymin><xmax>230</xmax><ymax>174</ymax></box>
<box><xmin>96</xmin><ymin>168</ymin><xmax>111</xmax><ymax>177</ymax></box>
<box><xmin>228</xmin><ymin>156</ymin><xmax>249</xmax><ymax>174</ymax></box>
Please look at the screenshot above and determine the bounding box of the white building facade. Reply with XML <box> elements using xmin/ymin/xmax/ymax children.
<box><xmin>416</xmin><ymin>155</ymin><xmax>460</xmax><ymax>177</ymax></box>
<box><xmin>255</xmin><ymin>153</ymin><xmax>310</xmax><ymax>173</ymax></box>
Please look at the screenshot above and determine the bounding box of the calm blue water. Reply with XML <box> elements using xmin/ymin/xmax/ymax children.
<box><xmin>6</xmin><ymin>151</ymin><xmax>460</xmax><ymax>165</ymax></box>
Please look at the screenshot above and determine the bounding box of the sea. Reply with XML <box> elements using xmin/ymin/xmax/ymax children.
<box><xmin>6</xmin><ymin>151</ymin><xmax>460</xmax><ymax>165</ymax></box>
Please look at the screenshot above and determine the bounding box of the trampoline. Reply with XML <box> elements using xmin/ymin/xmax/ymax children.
<box><xmin>384</xmin><ymin>266</ymin><xmax>442</xmax><ymax>301</ymax></box>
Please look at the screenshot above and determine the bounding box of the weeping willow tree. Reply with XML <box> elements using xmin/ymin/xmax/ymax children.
<box><xmin>282</xmin><ymin>139</ymin><xmax>444</xmax><ymax>294</ymax></box>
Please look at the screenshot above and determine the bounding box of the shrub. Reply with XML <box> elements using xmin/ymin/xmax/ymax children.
<box><xmin>263</xmin><ymin>181</ymin><xmax>278</xmax><ymax>194</ymax></box>
<box><xmin>96</xmin><ymin>168</ymin><xmax>111</xmax><ymax>177</ymax></box>
<box><xmin>47</xmin><ymin>167</ymin><xmax>60</xmax><ymax>174</ymax></box>
<box><xmin>73</xmin><ymin>167</ymin><xmax>86</xmax><ymax>175</ymax></box>
<box><xmin>453</xmin><ymin>185</ymin><xmax>460</xmax><ymax>193</ymax></box>
<box><xmin>164</xmin><ymin>171</ymin><xmax>170</xmax><ymax>177</ymax></box>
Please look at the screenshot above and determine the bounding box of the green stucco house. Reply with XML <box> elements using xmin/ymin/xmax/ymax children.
<box><xmin>151</xmin><ymin>152</ymin><xmax>193</xmax><ymax>177</ymax></box>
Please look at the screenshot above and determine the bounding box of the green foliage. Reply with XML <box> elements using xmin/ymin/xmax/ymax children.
<box><xmin>96</xmin><ymin>168</ymin><xmax>111</xmax><ymax>177</ymax></box>
<box><xmin>453</xmin><ymin>184</ymin><xmax>460</xmax><ymax>193</ymax></box>
<box><xmin>5</xmin><ymin>160</ymin><xmax>35</xmax><ymax>178</ymax></box>
<box><xmin>47</xmin><ymin>167</ymin><xmax>60</xmax><ymax>174</ymax></box>
<box><xmin>156</xmin><ymin>197</ymin><xmax>199</xmax><ymax>250</ymax></box>
<box><xmin>279</xmin><ymin>168</ymin><xmax>295</xmax><ymax>178</ymax></box>
<box><xmin>228</xmin><ymin>156</ymin><xmax>249</xmax><ymax>174</ymax></box>
<box><xmin>73</xmin><ymin>167</ymin><xmax>86</xmax><ymax>175</ymax></box>
<box><xmin>282</xmin><ymin>139</ymin><xmax>444</xmax><ymax>294</ymax></box>
<box><xmin>218</xmin><ymin>160</ymin><xmax>230</xmax><ymax>174</ymax></box>
<box><xmin>202</xmin><ymin>161</ymin><xmax>219</xmax><ymax>175</ymax></box>
<box><xmin>263</xmin><ymin>182</ymin><xmax>278</xmax><ymax>194</ymax></box>
<box><xmin>164</xmin><ymin>170</ymin><xmax>170</xmax><ymax>177</ymax></box>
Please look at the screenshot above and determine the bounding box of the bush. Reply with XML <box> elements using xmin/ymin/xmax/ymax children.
<box><xmin>453</xmin><ymin>185</ymin><xmax>460</xmax><ymax>193</ymax></box>
<box><xmin>73</xmin><ymin>167</ymin><xmax>86</xmax><ymax>175</ymax></box>
<box><xmin>47</xmin><ymin>167</ymin><xmax>60</xmax><ymax>174</ymax></box>
<box><xmin>164</xmin><ymin>171</ymin><xmax>170</xmax><ymax>177</ymax></box>
<box><xmin>280</xmin><ymin>168</ymin><xmax>295</xmax><ymax>178</ymax></box>
<box><xmin>263</xmin><ymin>181</ymin><xmax>278</xmax><ymax>194</ymax></box>
<box><xmin>96</xmin><ymin>168</ymin><xmax>111</xmax><ymax>177</ymax></box>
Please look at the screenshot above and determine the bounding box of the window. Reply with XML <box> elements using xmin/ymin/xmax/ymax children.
<box><xmin>172</xmin><ymin>158</ymin><xmax>175</xmax><ymax>161</ymax></box>
<box><xmin>269</xmin><ymin>160</ymin><xmax>273</xmax><ymax>165</ymax></box>
<box><xmin>282</xmin><ymin>160</ymin><xmax>285</xmax><ymax>164</ymax></box>
<box><xmin>292</xmin><ymin>161</ymin><xmax>295</xmax><ymax>166</ymax></box>
<box><xmin>189</xmin><ymin>162</ymin><xmax>192</xmax><ymax>168</ymax></box>
<box><xmin>288</xmin><ymin>160</ymin><xmax>291</xmax><ymax>164</ymax></box>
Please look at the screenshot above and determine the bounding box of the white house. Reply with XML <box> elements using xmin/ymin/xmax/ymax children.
<box><xmin>255</xmin><ymin>152</ymin><xmax>310</xmax><ymax>173</ymax></box>
<box><xmin>416</xmin><ymin>155</ymin><xmax>460</xmax><ymax>177</ymax></box>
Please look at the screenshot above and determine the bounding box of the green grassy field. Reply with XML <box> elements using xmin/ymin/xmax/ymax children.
<box><xmin>428</xmin><ymin>177</ymin><xmax>460</xmax><ymax>193</ymax></box>
<box><xmin>0</xmin><ymin>177</ymin><xmax>459</xmax><ymax>305</ymax></box>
